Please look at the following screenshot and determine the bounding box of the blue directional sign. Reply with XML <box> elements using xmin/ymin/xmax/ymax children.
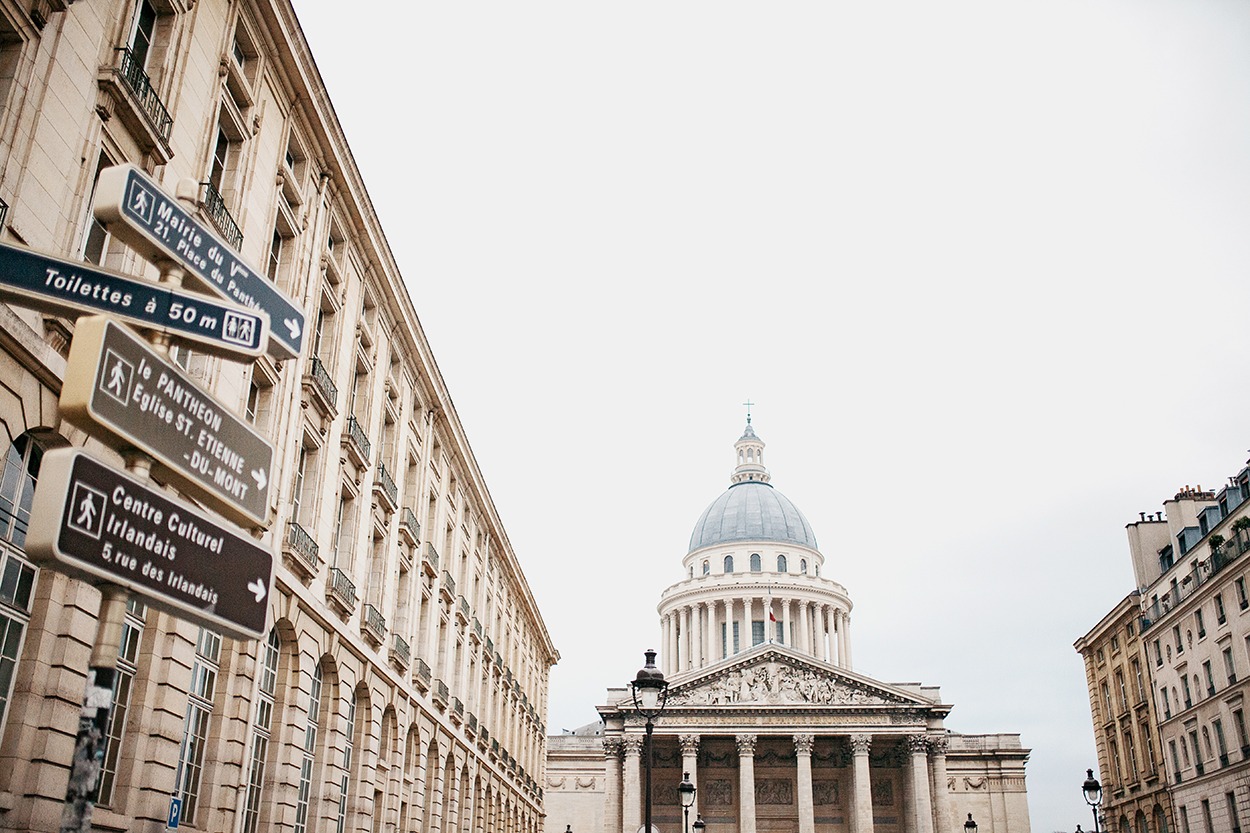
<box><xmin>93</xmin><ymin>164</ymin><xmax>304</xmax><ymax>360</ymax></box>
<box><xmin>0</xmin><ymin>242</ymin><xmax>268</xmax><ymax>358</ymax></box>
<box><xmin>168</xmin><ymin>796</ymin><xmax>182</xmax><ymax>829</ymax></box>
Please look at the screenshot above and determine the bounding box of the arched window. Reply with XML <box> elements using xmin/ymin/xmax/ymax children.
<box><xmin>815</xmin><ymin>564</ymin><xmax>820</xmax><ymax>577</ymax></box>
<box><xmin>688</xmin><ymin>565</ymin><xmax>694</xmax><ymax>579</ymax></box>
<box><xmin>338</xmin><ymin>691</ymin><xmax>360</xmax><ymax>833</ymax></box>
<box><xmin>800</xmin><ymin>558</ymin><xmax>808</xmax><ymax>575</ymax></box>
<box><xmin>724</xmin><ymin>555</ymin><xmax>734</xmax><ymax>574</ymax></box>
<box><xmin>750</xmin><ymin>553</ymin><xmax>761</xmax><ymax>572</ymax></box>
<box><xmin>702</xmin><ymin>560</ymin><xmax>709</xmax><ymax>576</ymax></box>
<box><xmin>777</xmin><ymin>555</ymin><xmax>788</xmax><ymax>573</ymax></box>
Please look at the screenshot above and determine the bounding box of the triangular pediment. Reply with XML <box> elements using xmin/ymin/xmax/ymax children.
<box><xmin>661</xmin><ymin>646</ymin><xmax>935</xmax><ymax>709</ymax></box>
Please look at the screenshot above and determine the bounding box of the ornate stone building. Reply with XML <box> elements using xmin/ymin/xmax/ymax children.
<box><xmin>546</xmin><ymin>422</ymin><xmax>1031</xmax><ymax>833</ymax></box>
<box><xmin>0</xmin><ymin>1</ymin><xmax>556</xmax><ymax>831</ymax></box>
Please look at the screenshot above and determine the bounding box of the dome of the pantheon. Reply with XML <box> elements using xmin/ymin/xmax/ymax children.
<box><xmin>687</xmin><ymin>422</ymin><xmax>818</xmax><ymax>553</ymax></box>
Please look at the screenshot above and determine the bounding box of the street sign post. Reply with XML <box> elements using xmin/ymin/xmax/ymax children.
<box><xmin>60</xmin><ymin>316</ymin><xmax>273</xmax><ymax>527</ymax></box>
<box><xmin>93</xmin><ymin>164</ymin><xmax>305</xmax><ymax>360</ymax></box>
<box><xmin>0</xmin><ymin>242</ymin><xmax>268</xmax><ymax>358</ymax></box>
<box><xmin>26</xmin><ymin>448</ymin><xmax>274</xmax><ymax>641</ymax></box>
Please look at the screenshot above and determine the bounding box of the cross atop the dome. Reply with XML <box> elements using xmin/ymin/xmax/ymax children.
<box><xmin>743</xmin><ymin>399</ymin><xmax>754</xmax><ymax>424</ymax></box>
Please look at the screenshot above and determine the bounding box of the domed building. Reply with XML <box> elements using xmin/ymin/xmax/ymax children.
<box><xmin>545</xmin><ymin>422</ymin><xmax>1032</xmax><ymax>833</ymax></box>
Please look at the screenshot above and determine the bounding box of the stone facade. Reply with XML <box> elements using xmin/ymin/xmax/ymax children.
<box><xmin>1079</xmin><ymin>470</ymin><xmax>1250</xmax><ymax>833</ymax></box>
<box><xmin>547</xmin><ymin>424</ymin><xmax>1031</xmax><ymax>833</ymax></box>
<box><xmin>0</xmin><ymin>1</ymin><xmax>556</xmax><ymax>831</ymax></box>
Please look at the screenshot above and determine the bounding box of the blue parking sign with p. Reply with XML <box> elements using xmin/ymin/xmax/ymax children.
<box><xmin>168</xmin><ymin>795</ymin><xmax>182</xmax><ymax>829</ymax></box>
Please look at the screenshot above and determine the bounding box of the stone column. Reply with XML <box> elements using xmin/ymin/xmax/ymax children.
<box><xmin>603</xmin><ymin>738</ymin><xmax>623</xmax><ymax>833</ymax></box>
<box><xmin>794</xmin><ymin>734</ymin><xmax>815</xmax><ymax>833</ymax></box>
<box><xmin>736</xmin><ymin>734</ymin><xmax>757</xmax><ymax>833</ymax></box>
<box><xmin>679</xmin><ymin>607</ymin><xmax>690</xmax><ymax>672</ymax></box>
<box><xmin>680</xmin><ymin>734</ymin><xmax>701</xmax><ymax>821</ymax></box>
<box><xmin>850</xmin><ymin>734</ymin><xmax>873</xmax><ymax>833</ymax></box>
<box><xmin>929</xmin><ymin>736</ymin><xmax>952</xmax><ymax>833</ymax></box>
<box><xmin>719</xmin><ymin>600</ymin><xmax>731</xmax><ymax>659</ymax></box>
<box><xmin>692</xmin><ymin>603</ymin><xmax>703</xmax><ymax>669</ymax></box>
<box><xmin>798</xmin><ymin>601</ymin><xmax>811</xmax><ymax>657</ymax></box>
<box><xmin>622</xmin><ymin>735</ymin><xmax>644</xmax><ymax>833</ymax></box>
<box><xmin>844</xmin><ymin>614</ymin><xmax>853</xmax><ymax>669</ymax></box>
<box><xmin>705</xmin><ymin>602</ymin><xmax>716</xmax><ymax>665</ymax></box>
<box><xmin>907</xmin><ymin>734</ymin><xmax>934</xmax><ymax>833</ymax></box>
<box><xmin>667</xmin><ymin>614</ymin><xmax>678</xmax><ymax>676</ymax></box>
<box><xmin>782</xmin><ymin>598</ymin><xmax>792</xmax><ymax>648</ymax></box>
<box><xmin>832</xmin><ymin>610</ymin><xmax>843</xmax><ymax>667</ymax></box>
<box><xmin>741</xmin><ymin>597</ymin><xmax>753</xmax><ymax>651</ymax></box>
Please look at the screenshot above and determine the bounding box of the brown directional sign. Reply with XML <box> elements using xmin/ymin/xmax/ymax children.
<box><xmin>26</xmin><ymin>448</ymin><xmax>273</xmax><ymax>641</ymax></box>
<box><xmin>60</xmin><ymin>316</ymin><xmax>273</xmax><ymax>527</ymax></box>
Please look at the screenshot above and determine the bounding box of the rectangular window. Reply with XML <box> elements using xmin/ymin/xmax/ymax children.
<box><xmin>128</xmin><ymin>0</ymin><xmax>156</xmax><ymax>69</ymax></box>
<box><xmin>775</xmin><ymin>620</ymin><xmax>784</xmax><ymax>644</ymax></box>
<box><xmin>1110</xmin><ymin>738</ymin><xmax>1123</xmax><ymax>781</ymax></box>
<box><xmin>241</xmin><ymin>630</ymin><xmax>280</xmax><ymax>833</ymax></box>
<box><xmin>1217</xmin><ymin>593</ymin><xmax>1227</xmax><ymax>625</ymax></box>
<box><xmin>1160</xmin><ymin>685</ymin><xmax>1171</xmax><ymax>719</ymax></box>
<box><xmin>1204</xmin><ymin>660</ymin><xmax>1216</xmax><ymax>696</ymax></box>
<box><xmin>1180</xmin><ymin>806</ymin><xmax>1190</xmax><ymax>833</ymax></box>
<box><xmin>1183</xmin><ymin>675</ymin><xmax>1193</xmax><ymax>708</ymax></box>
<box><xmin>1155</xmin><ymin>638</ymin><xmax>1164</xmax><ymax>667</ymax></box>
<box><xmin>751</xmin><ymin>619</ymin><xmax>765</xmax><ymax>647</ymax></box>
<box><xmin>1215</xmin><ymin>719</ymin><xmax>1228</xmax><ymax>765</ymax></box>
<box><xmin>1229</xmin><ymin>792</ymin><xmax>1242</xmax><ymax>833</ymax></box>
<box><xmin>97</xmin><ymin>599</ymin><xmax>147</xmax><ymax>807</ymax></box>
<box><xmin>337</xmin><ymin>695</ymin><xmax>356</xmax><ymax>833</ymax></box>
<box><xmin>0</xmin><ymin>551</ymin><xmax>36</xmax><ymax>740</ymax></box>
<box><xmin>1225</xmin><ymin>647</ymin><xmax>1237</xmax><ymax>684</ymax></box>
<box><xmin>1238</xmin><ymin>576</ymin><xmax>1248</xmax><ymax>610</ymax></box>
<box><xmin>720</xmin><ymin>622</ymin><xmax>727</xmax><ymax>660</ymax></box>
<box><xmin>1176</xmin><ymin>625</ymin><xmax>1185</xmax><ymax>654</ymax></box>
<box><xmin>1101</xmin><ymin>681</ymin><xmax>1113</xmax><ymax>718</ymax></box>
<box><xmin>732</xmin><ymin>621</ymin><xmax>740</xmax><ymax>654</ymax></box>
<box><xmin>1116</xmin><ymin>670</ymin><xmax>1128</xmax><ymax>711</ymax></box>
<box><xmin>1235</xmin><ymin>708</ymin><xmax>1249</xmax><ymax>751</ymax></box>
<box><xmin>1124</xmin><ymin>729</ymin><xmax>1138</xmax><ymax>778</ymax></box>
<box><xmin>1142</xmin><ymin>721</ymin><xmax>1156</xmax><ymax>770</ymax></box>
<box><xmin>1202</xmin><ymin>799</ymin><xmax>1213</xmax><ymax>833</ymax></box>
<box><xmin>174</xmin><ymin>628</ymin><xmax>220</xmax><ymax>824</ymax></box>
<box><xmin>1197</xmin><ymin>609</ymin><xmax>1207</xmax><ymax>639</ymax></box>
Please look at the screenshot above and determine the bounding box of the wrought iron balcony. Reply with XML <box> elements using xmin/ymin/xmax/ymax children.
<box><xmin>284</xmin><ymin>520</ymin><xmax>320</xmax><ymax>578</ymax></box>
<box><xmin>0</xmin><ymin>197</ymin><xmax>8</xmax><ymax>231</ymax></box>
<box><xmin>113</xmin><ymin>46</ymin><xmax>173</xmax><ymax>142</ymax></box>
<box><xmin>472</xmin><ymin>617</ymin><xmax>483</xmax><ymax>640</ymax></box>
<box><xmin>485</xmin><ymin>636</ymin><xmax>494</xmax><ymax>655</ymax></box>
<box><xmin>467</xmin><ymin>711</ymin><xmax>478</xmax><ymax>735</ymax></box>
<box><xmin>373</xmin><ymin>460</ymin><xmax>398</xmax><ymax>510</ymax></box>
<box><xmin>422</xmin><ymin>542</ymin><xmax>439</xmax><ymax>576</ymax></box>
<box><xmin>450</xmin><ymin>697</ymin><xmax>464</xmax><ymax>724</ymax></box>
<box><xmin>433</xmin><ymin>678</ymin><xmax>449</xmax><ymax>707</ymax></box>
<box><xmin>199</xmin><ymin>181</ymin><xmax>243</xmax><ymax>252</ymax></box>
<box><xmin>389</xmin><ymin>633</ymin><xmax>410</xmax><ymax>670</ymax></box>
<box><xmin>456</xmin><ymin>594</ymin><xmax>469</xmax><ymax>623</ymax></box>
<box><xmin>361</xmin><ymin>603</ymin><xmax>386</xmax><ymax>645</ymax></box>
<box><xmin>399</xmin><ymin>507</ymin><xmax>421</xmax><ymax>546</ymax></box>
<box><xmin>490</xmin><ymin>738</ymin><xmax>500</xmax><ymax>757</ymax></box>
<box><xmin>342</xmin><ymin>414</ymin><xmax>371</xmax><ymax>468</ymax></box>
<box><xmin>302</xmin><ymin>356</ymin><xmax>338</xmax><ymax>417</ymax></box>
<box><xmin>414</xmin><ymin>658</ymin><xmax>432</xmax><ymax>691</ymax></box>
<box><xmin>327</xmin><ymin>567</ymin><xmax>356</xmax><ymax>613</ymax></box>
<box><xmin>440</xmin><ymin>569</ymin><xmax>456</xmax><ymax>601</ymax></box>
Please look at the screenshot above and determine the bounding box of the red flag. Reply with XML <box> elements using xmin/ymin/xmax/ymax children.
<box><xmin>769</xmin><ymin>611</ymin><xmax>776</xmax><ymax>622</ymax></box>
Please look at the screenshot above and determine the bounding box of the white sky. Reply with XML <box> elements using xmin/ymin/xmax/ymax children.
<box><xmin>294</xmin><ymin>3</ymin><xmax>1250</xmax><ymax>831</ymax></box>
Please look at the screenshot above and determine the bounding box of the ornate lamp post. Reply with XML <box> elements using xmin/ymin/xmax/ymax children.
<box><xmin>631</xmin><ymin>649</ymin><xmax>669</xmax><ymax>833</ymax></box>
<box><xmin>1082</xmin><ymin>768</ymin><xmax>1103</xmax><ymax>833</ymax></box>
<box><xmin>692</xmin><ymin>815</ymin><xmax>706</xmax><ymax>832</ymax></box>
<box><xmin>964</xmin><ymin>813</ymin><xmax>978</xmax><ymax>833</ymax></box>
<box><xmin>679</xmin><ymin>771</ymin><xmax>697</xmax><ymax>833</ymax></box>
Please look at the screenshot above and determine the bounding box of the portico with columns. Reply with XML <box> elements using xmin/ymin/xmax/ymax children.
<box><xmin>545</xmin><ymin>420</ymin><xmax>1032</xmax><ymax>833</ymax></box>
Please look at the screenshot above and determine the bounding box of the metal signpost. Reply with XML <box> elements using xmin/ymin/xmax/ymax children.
<box><xmin>0</xmin><ymin>242</ymin><xmax>268</xmax><ymax>358</ymax></box>
<box><xmin>93</xmin><ymin>164</ymin><xmax>305</xmax><ymax>360</ymax></box>
<box><xmin>60</xmin><ymin>316</ymin><xmax>274</xmax><ymax>527</ymax></box>
<box><xmin>26</xmin><ymin>447</ymin><xmax>274</xmax><ymax>641</ymax></box>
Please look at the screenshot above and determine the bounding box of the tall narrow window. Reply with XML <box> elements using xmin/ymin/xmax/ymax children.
<box><xmin>83</xmin><ymin>154</ymin><xmax>116</xmax><ymax>265</ymax></box>
<box><xmin>0</xmin><ymin>550</ymin><xmax>36</xmax><ymax>740</ymax></box>
<box><xmin>97</xmin><ymin>599</ymin><xmax>147</xmax><ymax>807</ymax></box>
<box><xmin>209</xmin><ymin>127</ymin><xmax>229</xmax><ymax>192</ymax></box>
<box><xmin>293</xmin><ymin>664</ymin><xmax>324</xmax><ymax>833</ymax></box>
<box><xmin>723</xmin><ymin>555</ymin><xmax>733</xmax><ymax>574</ymax></box>
<box><xmin>0</xmin><ymin>432</ymin><xmax>46</xmax><ymax>547</ymax></box>
<box><xmin>267</xmin><ymin>230</ymin><xmax>282</xmax><ymax>281</ymax></box>
<box><xmin>777</xmin><ymin>554</ymin><xmax>787</xmax><ymax>573</ymax></box>
<box><xmin>292</xmin><ymin>447</ymin><xmax>309</xmax><ymax>526</ymax></box>
<box><xmin>749</xmin><ymin>553</ymin><xmax>761</xmax><ymax>573</ymax></box>
<box><xmin>701</xmin><ymin>560</ymin><xmax>709</xmax><ymax>576</ymax></box>
<box><xmin>337</xmin><ymin>692</ymin><xmax>357</xmax><ymax>833</ymax></box>
<box><xmin>127</xmin><ymin>0</ymin><xmax>157</xmax><ymax>69</ymax></box>
<box><xmin>241</xmin><ymin>629</ymin><xmax>280</xmax><ymax>833</ymax></box>
<box><xmin>174</xmin><ymin>628</ymin><xmax>221</xmax><ymax>824</ymax></box>
<box><xmin>751</xmin><ymin>619</ymin><xmax>765</xmax><ymax>646</ymax></box>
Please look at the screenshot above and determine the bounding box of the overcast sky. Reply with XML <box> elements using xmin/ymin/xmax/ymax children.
<box><xmin>294</xmin><ymin>3</ymin><xmax>1250</xmax><ymax>830</ymax></box>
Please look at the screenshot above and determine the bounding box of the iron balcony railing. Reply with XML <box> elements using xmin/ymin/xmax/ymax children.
<box><xmin>442</xmin><ymin>570</ymin><xmax>456</xmax><ymax>597</ymax></box>
<box><xmin>480</xmin><ymin>726</ymin><xmax>490</xmax><ymax>744</ymax></box>
<box><xmin>114</xmin><ymin>46</ymin><xmax>173</xmax><ymax>142</ymax></box>
<box><xmin>344</xmin><ymin>414</ymin><xmax>371</xmax><ymax>461</ymax></box>
<box><xmin>458</xmin><ymin>595</ymin><xmax>470</xmax><ymax>620</ymax></box>
<box><xmin>467</xmin><ymin>712</ymin><xmax>478</xmax><ymax>733</ymax></box>
<box><xmin>390</xmin><ymin>633</ymin><xmax>410</xmax><ymax>668</ymax></box>
<box><xmin>1141</xmin><ymin>535</ymin><xmax>1250</xmax><ymax>631</ymax></box>
<box><xmin>424</xmin><ymin>542</ymin><xmax>439</xmax><ymax>571</ymax></box>
<box><xmin>485</xmin><ymin>636</ymin><xmax>494</xmax><ymax>655</ymax></box>
<box><xmin>286</xmin><ymin>521</ymin><xmax>320</xmax><ymax>570</ymax></box>
<box><xmin>327</xmin><ymin>567</ymin><xmax>356</xmax><ymax>609</ymax></box>
<box><xmin>199</xmin><ymin>181</ymin><xmax>243</xmax><ymax>251</ymax></box>
<box><xmin>0</xmin><ymin>197</ymin><xmax>9</xmax><ymax>231</ymax></box>
<box><xmin>451</xmin><ymin>697</ymin><xmax>464</xmax><ymax>718</ymax></box>
<box><xmin>472</xmin><ymin>617</ymin><xmax>483</xmax><ymax>639</ymax></box>
<box><xmin>401</xmin><ymin>507</ymin><xmax>421</xmax><ymax>542</ymax></box>
<box><xmin>415</xmin><ymin>658</ymin><xmax>432</xmax><ymax>687</ymax></box>
<box><xmin>362</xmin><ymin>603</ymin><xmax>386</xmax><ymax>642</ymax></box>
<box><xmin>307</xmin><ymin>357</ymin><xmax>337</xmax><ymax>408</ymax></box>
<box><xmin>375</xmin><ymin>461</ymin><xmax>398</xmax><ymax>506</ymax></box>
<box><xmin>433</xmin><ymin>678</ymin><xmax>449</xmax><ymax>705</ymax></box>
<box><xmin>491</xmin><ymin>739</ymin><xmax>500</xmax><ymax>756</ymax></box>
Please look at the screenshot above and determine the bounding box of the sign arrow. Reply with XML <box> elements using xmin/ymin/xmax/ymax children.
<box><xmin>248</xmin><ymin>578</ymin><xmax>267</xmax><ymax>603</ymax></box>
<box><xmin>284</xmin><ymin>318</ymin><xmax>301</xmax><ymax>339</ymax></box>
<box><xmin>251</xmin><ymin>468</ymin><xmax>267</xmax><ymax>491</ymax></box>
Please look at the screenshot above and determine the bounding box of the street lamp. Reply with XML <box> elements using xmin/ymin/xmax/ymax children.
<box><xmin>679</xmin><ymin>771</ymin><xmax>697</xmax><ymax>833</ymax></box>
<box><xmin>692</xmin><ymin>815</ymin><xmax>706</xmax><ymax>832</ymax></box>
<box><xmin>964</xmin><ymin>813</ymin><xmax>978</xmax><ymax>833</ymax></box>
<box><xmin>1082</xmin><ymin>768</ymin><xmax>1103</xmax><ymax>833</ymax></box>
<box><xmin>631</xmin><ymin>649</ymin><xmax>668</xmax><ymax>833</ymax></box>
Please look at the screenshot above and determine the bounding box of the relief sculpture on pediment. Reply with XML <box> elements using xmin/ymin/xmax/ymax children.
<box><xmin>667</xmin><ymin>662</ymin><xmax>897</xmax><ymax>707</ymax></box>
